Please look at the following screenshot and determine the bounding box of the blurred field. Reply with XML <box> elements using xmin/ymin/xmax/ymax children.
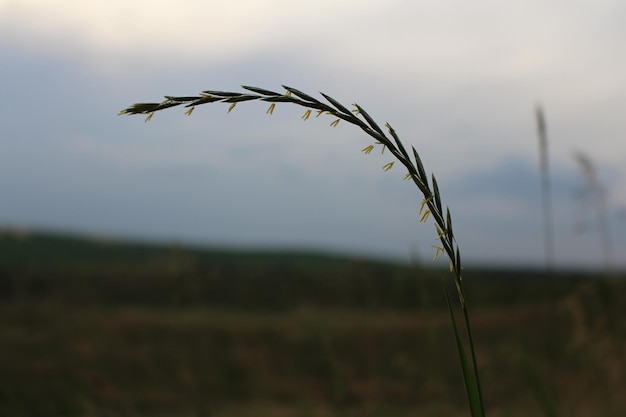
<box><xmin>1</xmin><ymin>230</ymin><xmax>625</xmax><ymax>417</ymax></box>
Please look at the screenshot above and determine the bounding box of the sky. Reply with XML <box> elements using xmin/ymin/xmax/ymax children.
<box><xmin>1</xmin><ymin>0</ymin><xmax>625</xmax><ymax>269</ymax></box>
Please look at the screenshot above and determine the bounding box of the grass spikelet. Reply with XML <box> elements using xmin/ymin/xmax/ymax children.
<box><xmin>120</xmin><ymin>85</ymin><xmax>486</xmax><ymax>416</ymax></box>
<box><xmin>382</xmin><ymin>161</ymin><xmax>394</xmax><ymax>171</ymax></box>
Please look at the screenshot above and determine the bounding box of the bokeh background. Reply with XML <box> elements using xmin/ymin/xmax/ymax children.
<box><xmin>2</xmin><ymin>0</ymin><xmax>625</xmax><ymax>268</ymax></box>
<box><xmin>1</xmin><ymin>2</ymin><xmax>626</xmax><ymax>417</ymax></box>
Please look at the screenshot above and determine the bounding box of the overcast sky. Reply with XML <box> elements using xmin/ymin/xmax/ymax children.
<box><xmin>1</xmin><ymin>0</ymin><xmax>625</xmax><ymax>269</ymax></box>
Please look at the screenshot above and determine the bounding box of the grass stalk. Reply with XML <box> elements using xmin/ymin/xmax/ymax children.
<box><xmin>573</xmin><ymin>151</ymin><xmax>614</xmax><ymax>272</ymax></box>
<box><xmin>120</xmin><ymin>85</ymin><xmax>486</xmax><ymax>415</ymax></box>
<box><xmin>523</xmin><ymin>357</ymin><xmax>560</xmax><ymax>417</ymax></box>
<box><xmin>443</xmin><ymin>276</ymin><xmax>485</xmax><ymax>417</ymax></box>
<box><xmin>535</xmin><ymin>105</ymin><xmax>555</xmax><ymax>272</ymax></box>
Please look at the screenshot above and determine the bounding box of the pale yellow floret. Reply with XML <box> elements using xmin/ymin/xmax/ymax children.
<box><xmin>185</xmin><ymin>107</ymin><xmax>195</xmax><ymax>116</ymax></box>
<box><xmin>144</xmin><ymin>113</ymin><xmax>154</xmax><ymax>123</ymax></box>
<box><xmin>431</xmin><ymin>245</ymin><xmax>445</xmax><ymax>261</ymax></box>
<box><xmin>419</xmin><ymin>195</ymin><xmax>433</xmax><ymax>215</ymax></box>
<box><xmin>228</xmin><ymin>103</ymin><xmax>237</xmax><ymax>113</ymax></box>
<box><xmin>266</xmin><ymin>103</ymin><xmax>276</xmax><ymax>115</ymax></box>
<box><xmin>302</xmin><ymin>109</ymin><xmax>312</xmax><ymax>121</ymax></box>
<box><xmin>330</xmin><ymin>119</ymin><xmax>340</xmax><ymax>127</ymax></box>
<box><xmin>362</xmin><ymin>145</ymin><xmax>375</xmax><ymax>154</ymax></box>
<box><xmin>382</xmin><ymin>161</ymin><xmax>394</xmax><ymax>171</ymax></box>
<box><xmin>419</xmin><ymin>209</ymin><xmax>431</xmax><ymax>223</ymax></box>
<box><xmin>435</xmin><ymin>224</ymin><xmax>447</xmax><ymax>240</ymax></box>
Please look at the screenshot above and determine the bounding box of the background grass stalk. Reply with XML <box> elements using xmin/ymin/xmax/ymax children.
<box><xmin>523</xmin><ymin>356</ymin><xmax>561</xmax><ymax>417</ymax></box>
<box><xmin>535</xmin><ymin>105</ymin><xmax>555</xmax><ymax>272</ymax></box>
<box><xmin>572</xmin><ymin>151</ymin><xmax>614</xmax><ymax>272</ymax></box>
<box><xmin>120</xmin><ymin>85</ymin><xmax>486</xmax><ymax>415</ymax></box>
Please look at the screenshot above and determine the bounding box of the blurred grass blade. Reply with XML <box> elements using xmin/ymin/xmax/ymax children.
<box><xmin>524</xmin><ymin>357</ymin><xmax>560</xmax><ymax>417</ymax></box>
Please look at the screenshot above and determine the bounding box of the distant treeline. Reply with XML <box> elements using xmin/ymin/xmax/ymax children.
<box><xmin>0</xmin><ymin>230</ymin><xmax>619</xmax><ymax>310</ymax></box>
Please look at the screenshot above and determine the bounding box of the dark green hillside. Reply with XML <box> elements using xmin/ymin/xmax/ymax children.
<box><xmin>0</xmin><ymin>229</ymin><xmax>438</xmax><ymax>310</ymax></box>
<box><xmin>1</xmin><ymin>229</ymin><xmax>610</xmax><ymax>310</ymax></box>
<box><xmin>0</xmin><ymin>228</ymin><xmax>365</xmax><ymax>268</ymax></box>
<box><xmin>2</xmin><ymin>229</ymin><xmax>615</xmax><ymax>306</ymax></box>
<box><xmin>1</xmin><ymin>229</ymin><xmax>625</xmax><ymax>416</ymax></box>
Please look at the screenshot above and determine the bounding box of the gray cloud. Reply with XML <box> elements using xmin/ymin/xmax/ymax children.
<box><xmin>1</xmin><ymin>2</ymin><xmax>625</xmax><ymax>268</ymax></box>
